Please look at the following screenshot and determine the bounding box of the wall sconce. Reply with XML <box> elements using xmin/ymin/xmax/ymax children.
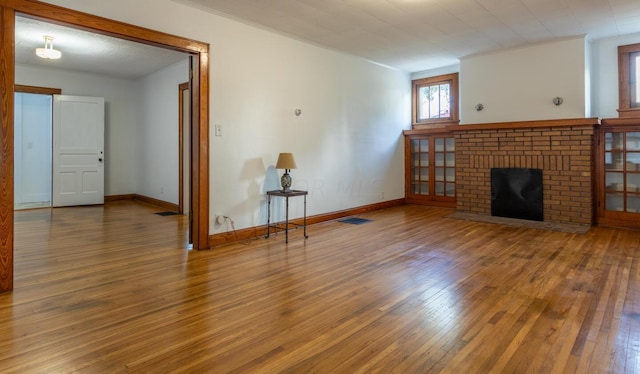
<box><xmin>475</xmin><ymin>103</ymin><xmax>484</xmax><ymax>111</ymax></box>
<box><xmin>553</xmin><ymin>97</ymin><xmax>564</xmax><ymax>106</ymax></box>
<box><xmin>294</xmin><ymin>108</ymin><xmax>302</xmax><ymax>116</ymax></box>
<box><xmin>275</xmin><ymin>153</ymin><xmax>297</xmax><ymax>192</ymax></box>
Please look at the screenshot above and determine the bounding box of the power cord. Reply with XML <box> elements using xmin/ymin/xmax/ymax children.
<box><xmin>219</xmin><ymin>215</ymin><xmax>252</xmax><ymax>245</ymax></box>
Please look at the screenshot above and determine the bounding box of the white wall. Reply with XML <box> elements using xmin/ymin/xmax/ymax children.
<box><xmin>15</xmin><ymin>65</ymin><xmax>138</xmax><ymax>196</ymax></box>
<box><xmin>14</xmin><ymin>93</ymin><xmax>52</xmax><ymax>208</ymax></box>
<box><xmin>459</xmin><ymin>36</ymin><xmax>588</xmax><ymax>124</ymax></box>
<box><xmin>39</xmin><ymin>0</ymin><xmax>411</xmax><ymax>234</ymax></box>
<box><xmin>591</xmin><ymin>32</ymin><xmax>640</xmax><ymax>118</ymax></box>
<box><xmin>135</xmin><ymin>59</ymin><xmax>189</xmax><ymax>204</ymax></box>
<box><xmin>412</xmin><ymin>33</ymin><xmax>640</xmax><ymax>122</ymax></box>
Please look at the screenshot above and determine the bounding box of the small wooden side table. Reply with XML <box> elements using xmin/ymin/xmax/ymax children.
<box><xmin>265</xmin><ymin>190</ymin><xmax>308</xmax><ymax>243</ymax></box>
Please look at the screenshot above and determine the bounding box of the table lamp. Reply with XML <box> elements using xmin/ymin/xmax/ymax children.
<box><xmin>276</xmin><ymin>153</ymin><xmax>297</xmax><ymax>192</ymax></box>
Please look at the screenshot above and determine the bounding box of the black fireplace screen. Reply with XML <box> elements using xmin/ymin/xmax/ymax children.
<box><xmin>491</xmin><ymin>168</ymin><xmax>543</xmax><ymax>221</ymax></box>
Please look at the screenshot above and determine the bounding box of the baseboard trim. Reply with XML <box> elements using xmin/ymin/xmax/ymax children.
<box><xmin>105</xmin><ymin>194</ymin><xmax>135</xmax><ymax>202</ymax></box>
<box><xmin>107</xmin><ymin>194</ymin><xmax>179</xmax><ymax>212</ymax></box>
<box><xmin>209</xmin><ymin>198</ymin><xmax>406</xmax><ymax>247</ymax></box>
<box><xmin>134</xmin><ymin>194</ymin><xmax>179</xmax><ymax>212</ymax></box>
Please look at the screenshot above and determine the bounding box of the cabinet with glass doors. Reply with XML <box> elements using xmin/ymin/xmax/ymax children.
<box><xmin>599</xmin><ymin>119</ymin><xmax>640</xmax><ymax>227</ymax></box>
<box><xmin>404</xmin><ymin>130</ymin><xmax>456</xmax><ymax>207</ymax></box>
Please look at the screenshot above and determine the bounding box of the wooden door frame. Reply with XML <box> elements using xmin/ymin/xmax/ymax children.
<box><xmin>0</xmin><ymin>0</ymin><xmax>211</xmax><ymax>292</ymax></box>
<box><xmin>178</xmin><ymin>81</ymin><xmax>189</xmax><ymax>216</ymax></box>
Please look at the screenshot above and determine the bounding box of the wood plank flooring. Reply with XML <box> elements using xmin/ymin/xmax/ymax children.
<box><xmin>1</xmin><ymin>200</ymin><xmax>640</xmax><ymax>373</ymax></box>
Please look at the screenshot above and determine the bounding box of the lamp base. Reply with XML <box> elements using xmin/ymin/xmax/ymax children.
<box><xmin>281</xmin><ymin>171</ymin><xmax>292</xmax><ymax>192</ymax></box>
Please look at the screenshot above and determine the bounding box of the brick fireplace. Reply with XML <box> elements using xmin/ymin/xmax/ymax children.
<box><xmin>451</xmin><ymin>118</ymin><xmax>600</xmax><ymax>226</ymax></box>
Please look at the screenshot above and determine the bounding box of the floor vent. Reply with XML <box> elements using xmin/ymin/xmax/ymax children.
<box><xmin>338</xmin><ymin>217</ymin><xmax>372</xmax><ymax>225</ymax></box>
<box><xmin>155</xmin><ymin>211</ymin><xmax>179</xmax><ymax>216</ymax></box>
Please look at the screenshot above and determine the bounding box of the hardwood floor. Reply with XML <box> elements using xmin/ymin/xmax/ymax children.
<box><xmin>1</xmin><ymin>201</ymin><xmax>639</xmax><ymax>373</ymax></box>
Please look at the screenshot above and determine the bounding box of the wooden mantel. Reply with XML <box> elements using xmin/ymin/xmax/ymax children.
<box><xmin>448</xmin><ymin>117</ymin><xmax>601</xmax><ymax>132</ymax></box>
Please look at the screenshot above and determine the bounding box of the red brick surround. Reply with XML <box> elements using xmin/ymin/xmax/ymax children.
<box><xmin>451</xmin><ymin>118</ymin><xmax>600</xmax><ymax>226</ymax></box>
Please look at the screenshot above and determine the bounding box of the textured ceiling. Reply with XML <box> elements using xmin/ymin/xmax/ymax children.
<box><xmin>15</xmin><ymin>16</ymin><xmax>189</xmax><ymax>80</ymax></box>
<box><xmin>177</xmin><ymin>0</ymin><xmax>640</xmax><ymax>72</ymax></box>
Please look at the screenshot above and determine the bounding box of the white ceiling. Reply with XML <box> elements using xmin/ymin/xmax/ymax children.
<box><xmin>15</xmin><ymin>15</ymin><xmax>189</xmax><ymax>80</ymax></box>
<box><xmin>14</xmin><ymin>1</ymin><xmax>640</xmax><ymax>77</ymax></box>
<box><xmin>178</xmin><ymin>0</ymin><xmax>640</xmax><ymax>72</ymax></box>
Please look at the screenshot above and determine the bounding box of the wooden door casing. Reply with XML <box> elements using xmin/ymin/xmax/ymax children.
<box><xmin>0</xmin><ymin>0</ymin><xmax>211</xmax><ymax>292</ymax></box>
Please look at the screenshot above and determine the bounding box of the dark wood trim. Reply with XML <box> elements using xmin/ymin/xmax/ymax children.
<box><xmin>403</xmin><ymin>128</ymin><xmax>455</xmax><ymax>136</ymax></box>
<box><xmin>190</xmin><ymin>55</ymin><xmax>210</xmax><ymax>250</ymax></box>
<box><xmin>104</xmin><ymin>194</ymin><xmax>135</xmax><ymax>202</ymax></box>
<box><xmin>404</xmin><ymin>133</ymin><xmax>411</xmax><ymax>203</ymax></box>
<box><xmin>133</xmin><ymin>194</ymin><xmax>179</xmax><ymax>212</ymax></box>
<box><xmin>411</xmin><ymin>73</ymin><xmax>459</xmax><ymax>127</ymax></box>
<box><xmin>618</xmin><ymin>43</ymin><xmax>640</xmax><ymax>116</ymax></box>
<box><xmin>14</xmin><ymin>84</ymin><xmax>61</xmax><ymax>95</ymax></box>
<box><xmin>448</xmin><ymin>117</ymin><xmax>600</xmax><ymax>132</ymax></box>
<box><xmin>411</xmin><ymin>121</ymin><xmax>459</xmax><ymax>130</ymax></box>
<box><xmin>304</xmin><ymin>199</ymin><xmax>406</xmax><ymax>225</ymax></box>
<box><xmin>105</xmin><ymin>194</ymin><xmax>178</xmax><ymax>212</ymax></box>
<box><xmin>1</xmin><ymin>0</ymin><xmax>211</xmax><ymax>291</ymax></box>
<box><xmin>598</xmin><ymin>216</ymin><xmax>640</xmax><ymax>230</ymax></box>
<box><xmin>4</xmin><ymin>0</ymin><xmax>208</xmax><ymax>53</ymax></box>
<box><xmin>189</xmin><ymin>58</ymin><xmax>198</xmax><ymax>246</ymax></box>
<box><xmin>209</xmin><ymin>199</ymin><xmax>406</xmax><ymax>247</ymax></box>
<box><xmin>178</xmin><ymin>82</ymin><xmax>189</xmax><ymax>216</ymax></box>
<box><xmin>602</xmin><ymin>117</ymin><xmax>640</xmax><ymax>127</ymax></box>
<box><xmin>617</xmin><ymin>108</ymin><xmax>640</xmax><ymax>118</ymax></box>
<box><xmin>0</xmin><ymin>6</ymin><xmax>15</xmax><ymax>292</ymax></box>
<box><xmin>405</xmin><ymin>198</ymin><xmax>456</xmax><ymax>208</ymax></box>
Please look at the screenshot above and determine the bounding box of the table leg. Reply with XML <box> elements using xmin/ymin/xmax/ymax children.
<box><xmin>265</xmin><ymin>194</ymin><xmax>271</xmax><ymax>238</ymax></box>
<box><xmin>285</xmin><ymin>196</ymin><xmax>289</xmax><ymax>243</ymax></box>
<box><xmin>304</xmin><ymin>194</ymin><xmax>308</xmax><ymax>238</ymax></box>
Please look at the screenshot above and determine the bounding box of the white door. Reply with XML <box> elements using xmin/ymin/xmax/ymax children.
<box><xmin>52</xmin><ymin>95</ymin><xmax>104</xmax><ymax>207</ymax></box>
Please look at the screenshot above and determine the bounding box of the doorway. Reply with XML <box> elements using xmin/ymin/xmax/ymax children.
<box><xmin>14</xmin><ymin>92</ymin><xmax>106</xmax><ymax>209</ymax></box>
<box><xmin>13</xmin><ymin>85</ymin><xmax>61</xmax><ymax>211</ymax></box>
<box><xmin>0</xmin><ymin>1</ymin><xmax>211</xmax><ymax>292</ymax></box>
<box><xmin>14</xmin><ymin>91</ymin><xmax>52</xmax><ymax>210</ymax></box>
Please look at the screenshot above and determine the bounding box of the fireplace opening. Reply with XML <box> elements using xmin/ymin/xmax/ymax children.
<box><xmin>491</xmin><ymin>168</ymin><xmax>543</xmax><ymax>221</ymax></box>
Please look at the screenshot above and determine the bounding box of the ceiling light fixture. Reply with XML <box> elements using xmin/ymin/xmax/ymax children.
<box><xmin>35</xmin><ymin>35</ymin><xmax>61</xmax><ymax>59</ymax></box>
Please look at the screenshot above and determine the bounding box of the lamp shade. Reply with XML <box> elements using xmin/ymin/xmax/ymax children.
<box><xmin>275</xmin><ymin>153</ymin><xmax>297</xmax><ymax>170</ymax></box>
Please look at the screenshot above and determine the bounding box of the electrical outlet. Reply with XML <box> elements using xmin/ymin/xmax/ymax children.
<box><xmin>215</xmin><ymin>124</ymin><xmax>222</xmax><ymax>137</ymax></box>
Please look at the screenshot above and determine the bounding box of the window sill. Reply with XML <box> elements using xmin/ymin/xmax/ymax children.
<box><xmin>618</xmin><ymin>108</ymin><xmax>640</xmax><ymax>118</ymax></box>
<box><xmin>412</xmin><ymin>120</ymin><xmax>459</xmax><ymax>130</ymax></box>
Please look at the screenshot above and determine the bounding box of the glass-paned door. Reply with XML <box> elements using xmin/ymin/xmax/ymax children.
<box><xmin>406</xmin><ymin>133</ymin><xmax>456</xmax><ymax>206</ymax></box>
<box><xmin>410</xmin><ymin>138</ymin><xmax>429</xmax><ymax>195</ymax></box>
<box><xmin>604</xmin><ymin>131</ymin><xmax>640</xmax><ymax>212</ymax></box>
<box><xmin>434</xmin><ymin>136</ymin><xmax>455</xmax><ymax>197</ymax></box>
